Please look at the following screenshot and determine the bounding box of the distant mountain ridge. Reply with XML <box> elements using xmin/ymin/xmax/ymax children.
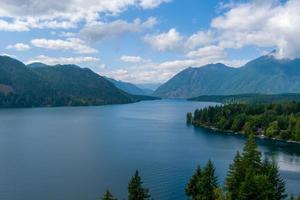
<box><xmin>0</xmin><ymin>56</ymin><xmax>147</xmax><ymax>108</ymax></box>
<box><xmin>153</xmin><ymin>55</ymin><xmax>300</xmax><ymax>98</ymax></box>
<box><xmin>105</xmin><ymin>77</ymin><xmax>154</xmax><ymax>95</ymax></box>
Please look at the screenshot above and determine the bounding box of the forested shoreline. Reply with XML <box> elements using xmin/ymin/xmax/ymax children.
<box><xmin>188</xmin><ymin>93</ymin><xmax>300</xmax><ymax>104</ymax></box>
<box><xmin>187</xmin><ymin>102</ymin><xmax>300</xmax><ymax>142</ymax></box>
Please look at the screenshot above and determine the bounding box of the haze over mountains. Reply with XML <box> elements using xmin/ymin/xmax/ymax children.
<box><xmin>105</xmin><ymin>77</ymin><xmax>154</xmax><ymax>96</ymax></box>
<box><xmin>0</xmin><ymin>56</ymin><xmax>154</xmax><ymax>108</ymax></box>
<box><xmin>153</xmin><ymin>55</ymin><xmax>300</xmax><ymax>99</ymax></box>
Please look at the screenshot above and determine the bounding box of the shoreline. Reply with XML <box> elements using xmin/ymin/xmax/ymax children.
<box><xmin>192</xmin><ymin>122</ymin><xmax>300</xmax><ymax>145</ymax></box>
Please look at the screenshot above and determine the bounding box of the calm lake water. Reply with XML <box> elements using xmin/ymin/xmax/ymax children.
<box><xmin>0</xmin><ymin>99</ymin><xmax>299</xmax><ymax>200</ymax></box>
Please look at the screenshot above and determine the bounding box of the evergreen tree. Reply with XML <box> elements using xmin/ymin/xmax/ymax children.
<box><xmin>128</xmin><ymin>170</ymin><xmax>150</xmax><ymax>200</ymax></box>
<box><xmin>225</xmin><ymin>151</ymin><xmax>242</xmax><ymax>199</ymax></box>
<box><xmin>185</xmin><ymin>166</ymin><xmax>202</xmax><ymax>199</ymax></box>
<box><xmin>224</xmin><ymin>135</ymin><xmax>287</xmax><ymax>200</ymax></box>
<box><xmin>261</xmin><ymin>158</ymin><xmax>287</xmax><ymax>200</ymax></box>
<box><xmin>201</xmin><ymin>160</ymin><xmax>218</xmax><ymax>200</ymax></box>
<box><xmin>239</xmin><ymin>172</ymin><xmax>270</xmax><ymax>200</ymax></box>
<box><xmin>185</xmin><ymin>161</ymin><xmax>218</xmax><ymax>200</ymax></box>
<box><xmin>187</xmin><ymin>112</ymin><xmax>193</xmax><ymax>124</ymax></box>
<box><xmin>241</xmin><ymin>134</ymin><xmax>261</xmax><ymax>170</ymax></box>
<box><xmin>101</xmin><ymin>190</ymin><xmax>117</xmax><ymax>200</ymax></box>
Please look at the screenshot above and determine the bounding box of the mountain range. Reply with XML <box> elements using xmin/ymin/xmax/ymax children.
<box><xmin>105</xmin><ymin>77</ymin><xmax>154</xmax><ymax>95</ymax></box>
<box><xmin>153</xmin><ymin>55</ymin><xmax>300</xmax><ymax>98</ymax></box>
<box><xmin>0</xmin><ymin>56</ymin><xmax>156</xmax><ymax>108</ymax></box>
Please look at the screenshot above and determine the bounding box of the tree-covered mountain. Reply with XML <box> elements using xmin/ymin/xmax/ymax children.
<box><xmin>153</xmin><ymin>55</ymin><xmax>300</xmax><ymax>98</ymax></box>
<box><xmin>105</xmin><ymin>77</ymin><xmax>153</xmax><ymax>95</ymax></box>
<box><xmin>0</xmin><ymin>56</ymin><xmax>141</xmax><ymax>108</ymax></box>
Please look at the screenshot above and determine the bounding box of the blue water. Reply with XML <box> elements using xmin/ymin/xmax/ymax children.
<box><xmin>0</xmin><ymin>100</ymin><xmax>299</xmax><ymax>200</ymax></box>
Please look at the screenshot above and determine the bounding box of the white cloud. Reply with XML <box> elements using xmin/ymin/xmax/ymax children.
<box><xmin>0</xmin><ymin>19</ymin><xmax>29</xmax><ymax>31</ymax></box>
<box><xmin>6</xmin><ymin>43</ymin><xmax>31</xmax><ymax>51</ymax></box>
<box><xmin>120</xmin><ymin>55</ymin><xmax>151</xmax><ymax>63</ymax></box>
<box><xmin>139</xmin><ymin>0</ymin><xmax>171</xmax><ymax>9</ymax></box>
<box><xmin>186</xmin><ymin>45</ymin><xmax>224</xmax><ymax>59</ymax></box>
<box><xmin>184</xmin><ymin>31</ymin><xmax>215</xmax><ymax>50</ymax></box>
<box><xmin>30</xmin><ymin>38</ymin><xmax>97</xmax><ymax>54</ymax></box>
<box><xmin>27</xmin><ymin>55</ymin><xmax>99</xmax><ymax>65</ymax></box>
<box><xmin>143</xmin><ymin>28</ymin><xmax>183</xmax><ymax>51</ymax></box>
<box><xmin>211</xmin><ymin>0</ymin><xmax>300</xmax><ymax>58</ymax></box>
<box><xmin>221</xmin><ymin>59</ymin><xmax>249</xmax><ymax>68</ymax></box>
<box><xmin>0</xmin><ymin>0</ymin><xmax>168</xmax><ymax>31</ymax></box>
<box><xmin>80</xmin><ymin>17</ymin><xmax>157</xmax><ymax>42</ymax></box>
<box><xmin>58</xmin><ymin>32</ymin><xmax>76</xmax><ymax>37</ymax></box>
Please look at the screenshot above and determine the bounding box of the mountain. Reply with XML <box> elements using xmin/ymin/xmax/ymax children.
<box><xmin>105</xmin><ymin>77</ymin><xmax>153</xmax><ymax>95</ymax></box>
<box><xmin>0</xmin><ymin>56</ymin><xmax>140</xmax><ymax>108</ymax></box>
<box><xmin>153</xmin><ymin>55</ymin><xmax>300</xmax><ymax>98</ymax></box>
<box><xmin>136</xmin><ymin>83</ymin><xmax>161</xmax><ymax>91</ymax></box>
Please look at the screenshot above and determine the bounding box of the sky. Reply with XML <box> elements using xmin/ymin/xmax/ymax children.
<box><xmin>0</xmin><ymin>0</ymin><xmax>299</xmax><ymax>84</ymax></box>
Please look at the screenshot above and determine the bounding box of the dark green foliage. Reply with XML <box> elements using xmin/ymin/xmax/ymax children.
<box><xmin>191</xmin><ymin>102</ymin><xmax>300</xmax><ymax>141</ymax></box>
<box><xmin>241</xmin><ymin>134</ymin><xmax>261</xmax><ymax>169</ymax></box>
<box><xmin>185</xmin><ymin>166</ymin><xmax>202</xmax><ymax>198</ymax></box>
<box><xmin>224</xmin><ymin>151</ymin><xmax>242</xmax><ymax>199</ymax></box>
<box><xmin>128</xmin><ymin>170</ymin><xmax>150</xmax><ymax>200</ymax></box>
<box><xmin>201</xmin><ymin>160</ymin><xmax>218</xmax><ymax>200</ymax></box>
<box><xmin>189</xmin><ymin>93</ymin><xmax>300</xmax><ymax>104</ymax></box>
<box><xmin>224</xmin><ymin>135</ymin><xmax>287</xmax><ymax>200</ymax></box>
<box><xmin>0</xmin><ymin>56</ymin><xmax>155</xmax><ymax>108</ymax></box>
<box><xmin>261</xmin><ymin>159</ymin><xmax>287</xmax><ymax>200</ymax></box>
<box><xmin>187</xmin><ymin>112</ymin><xmax>193</xmax><ymax>124</ymax></box>
<box><xmin>101</xmin><ymin>190</ymin><xmax>117</xmax><ymax>200</ymax></box>
<box><xmin>185</xmin><ymin>161</ymin><xmax>218</xmax><ymax>200</ymax></box>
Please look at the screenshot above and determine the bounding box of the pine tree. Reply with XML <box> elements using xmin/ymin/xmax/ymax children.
<box><xmin>262</xmin><ymin>158</ymin><xmax>287</xmax><ymax>200</ymax></box>
<box><xmin>239</xmin><ymin>172</ymin><xmax>270</xmax><ymax>200</ymax></box>
<box><xmin>101</xmin><ymin>190</ymin><xmax>117</xmax><ymax>200</ymax></box>
<box><xmin>185</xmin><ymin>166</ymin><xmax>202</xmax><ymax>198</ymax></box>
<box><xmin>128</xmin><ymin>170</ymin><xmax>150</xmax><ymax>200</ymax></box>
<box><xmin>241</xmin><ymin>134</ymin><xmax>261</xmax><ymax>170</ymax></box>
<box><xmin>185</xmin><ymin>161</ymin><xmax>218</xmax><ymax>200</ymax></box>
<box><xmin>224</xmin><ymin>135</ymin><xmax>287</xmax><ymax>200</ymax></box>
<box><xmin>225</xmin><ymin>151</ymin><xmax>242</xmax><ymax>199</ymax></box>
<box><xmin>187</xmin><ymin>112</ymin><xmax>193</xmax><ymax>124</ymax></box>
<box><xmin>201</xmin><ymin>160</ymin><xmax>218</xmax><ymax>200</ymax></box>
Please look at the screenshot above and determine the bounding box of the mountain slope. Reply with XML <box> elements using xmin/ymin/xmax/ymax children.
<box><xmin>153</xmin><ymin>55</ymin><xmax>300</xmax><ymax>98</ymax></box>
<box><xmin>0</xmin><ymin>56</ymin><xmax>137</xmax><ymax>107</ymax></box>
<box><xmin>105</xmin><ymin>77</ymin><xmax>152</xmax><ymax>95</ymax></box>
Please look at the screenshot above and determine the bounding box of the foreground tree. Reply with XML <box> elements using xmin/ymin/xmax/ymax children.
<box><xmin>185</xmin><ymin>160</ymin><xmax>218</xmax><ymax>200</ymax></box>
<box><xmin>261</xmin><ymin>158</ymin><xmax>287</xmax><ymax>200</ymax></box>
<box><xmin>185</xmin><ymin>166</ymin><xmax>202</xmax><ymax>198</ymax></box>
<box><xmin>101</xmin><ymin>190</ymin><xmax>117</xmax><ymax>200</ymax></box>
<box><xmin>224</xmin><ymin>151</ymin><xmax>242</xmax><ymax>199</ymax></box>
<box><xmin>224</xmin><ymin>134</ymin><xmax>287</xmax><ymax>200</ymax></box>
<box><xmin>128</xmin><ymin>170</ymin><xmax>151</xmax><ymax>200</ymax></box>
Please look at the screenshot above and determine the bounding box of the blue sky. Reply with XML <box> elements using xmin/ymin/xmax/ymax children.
<box><xmin>0</xmin><ymin>0</ymin><xmax>299</xmax><ymax>84</ymax></box>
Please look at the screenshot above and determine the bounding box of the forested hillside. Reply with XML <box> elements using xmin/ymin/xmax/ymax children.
<box><xmin>187</xmin><ymin>102</ymin><xmax>300</xmax><ymax>142</ymax></box>
<box><xmin>0</xmin><ymin>56</ymin><xmax>141</xmax><ymax>107</ymax></box>
<box><xmin>154</xmin><ymin>55</ymin><xmax>300</xmax><ymax>98</ymax></box>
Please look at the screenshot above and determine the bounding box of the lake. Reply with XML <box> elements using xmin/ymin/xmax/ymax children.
<box><xmin>0</xmin><ymin>99</ymin><xmax>299</xmax><ymax>200</ymax></box>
